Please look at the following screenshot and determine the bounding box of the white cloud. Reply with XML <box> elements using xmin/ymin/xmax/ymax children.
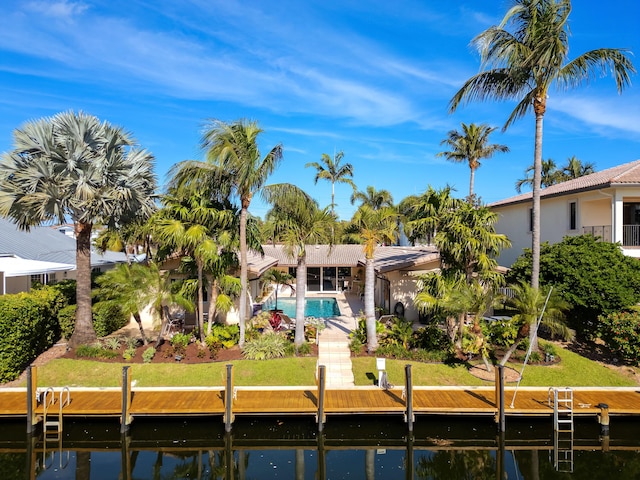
<box><xmin>25</xmin><ymin>0</ymin><xmax>88</xmax><ymax>20</ymax></box>
<box><xmin>552</xmin><ymin>94</ymin><xmax>640</xmax><ymax>136</ymax></box>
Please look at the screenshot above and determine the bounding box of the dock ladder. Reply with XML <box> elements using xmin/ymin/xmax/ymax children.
<box><xmin>41</xmin><ymin>387</ymin><xmax>71</xmax><ymax>470</ymax></box>
<box><xmin>548</xmin><ymin>387</ymin><xmax>574</xmax><ymax>472</ymax></box>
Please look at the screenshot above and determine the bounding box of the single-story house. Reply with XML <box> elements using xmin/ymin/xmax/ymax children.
<box><xmin>0</xmin><ymin>217</ymin><xmax>128</xmax><ymax>294</ymax></box>
<box><xmin>489</xmin><ymin>159</ymin><xmax>640</xmax><ymax>267</ymax></box>
<box><xmin>247</xmin><ymin>244</ymin><xmax>441</xmax><ymax>323</ymax></box>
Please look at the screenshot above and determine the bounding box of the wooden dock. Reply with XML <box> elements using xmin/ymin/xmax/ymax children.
<box><xmin>1</xmin><ymin>365</ymin><xmax>639</xmax><ymax>433</ymax></box>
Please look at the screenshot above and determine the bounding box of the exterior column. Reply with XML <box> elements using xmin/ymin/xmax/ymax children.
<box><xmin>613</xmin><ymin>190</ymin><xmax>624</xmax><ymax>245</ymax></box>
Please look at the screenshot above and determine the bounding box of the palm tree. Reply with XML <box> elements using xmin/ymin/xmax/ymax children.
<box><xmin>436</xmin><ymin>122</ymin><xmax>509</xmax><ymax>199</ymax></box>
<box><xmin>153</xmin><ymin>188</ymin><xmax>234</xmax><ymax>343</ymax></box>
<box><xmin>201</xmin><ymin>119</ymin><xmax>283</xmax><ymax>347</ymax></box>
<box><xmin>350</xmin><ymin>185</ymin><xmax>394</xmax><ymax>210</ymax></box>
<box><xmin>262</xmin><ymin>268</ymin><xmax>295</xmax><ymax>311</ymax></box>
<box><xmin>263</xmin><ymin>186</ymin><xmax>335</xmax><ymax>346</ymax></box>
<box><xmin>449</xmin><ymin>0</ymin><xmax>635</xmax><ymax>289</ymax></box>
<box><xmin>500</xmin><ymin>282</ymin><xmax>572</xmax><ymax>361</ymax></box>
<box><xmin>403</xmin><ymin>185</ymin><xmax>460</xmax><ymax>245</ymax></box>
<box><xmin>305</xmin><ymin>151</ymin><xmax>356</xmax><ymax>216</ymax></box>
<box><xmin>0</xmin><ymin>111</ymin><xmax>157</xmax><ymax>347</ymax></box>
<box><xmin>515</xmin><ymin>158</ymin><xmax>563</xmax><ymax>193</ymax></box>
<box><xmin>560</xmin><ymin>155</ymin><xmax>595</xmax><ymax>180</ymax></box>
<box><xmin>349</xmin><ymin>205</ymin><xmax>398</xmax><ymax>351</ymax></box>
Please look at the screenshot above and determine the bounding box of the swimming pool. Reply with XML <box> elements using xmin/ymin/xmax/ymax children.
<box><xmin>262</xmin><ymin>297</ymin><xmax>340</xmax><ymax>318</ymax></box>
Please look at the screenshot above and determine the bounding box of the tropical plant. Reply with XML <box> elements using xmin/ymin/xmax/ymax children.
<box><xmin>305</xmin><ymin>150</ymin><xmax>356</xmax><ymax>216</ymax></box>
<box><xmin>142</xmin><ymin>346</ymin><xmax>156</xmax><ymax>363</ymax></box>
<box><xmin>437</xmin><ymin>122</ymin><xmax>509</xmax><ymax>199</ymax></box>
<box><xmin>241</xmin><ymin>332</ymin><xmax>288</xmax><ymax>360</ymax></box>
<box><xmin>153</xmin><ymin>188</ymin><xmax>233</xmax><ymax>343</ymax></box>
<box><xmin>0</xmin><ymin>111</ymin><xmax>157</xmax><ymax>346</ymax></box>
<box><xmin>515</xmin><ymin>158</ymin><xmax>564</xmax><ymax>193</ymax></box>
<box><xmin>199</xmin><ymin>119</ymin><xmax>284</xmax><ymax>347</ymax></box>
<box><xmin>350</xmin><ymin>185</ymin><xmax>394</xmax><ymax>210</ymax></box>
<box><xmin>449</xmin><ymin>0</ymin><xmax>635</xmax><ymax>289</ymax></box>
<box><xmin>401</xmin><ymin>185</ymin><xmax>460</xmax><ymax>245</ymax></box>
<box><xmin>560</xmin><ymin>155</ymin><xmax>596</xmax><ymax>181</ymax></box>
<box><xmin>500</xmin><ymin>282</ymin><xmax>572</xmax><ymax>362</ymax></box>
<box><xmin>262</xmin><ymin>186</ymin><xmax>335</xmax><ymax>346</ymax></box>
<box><xmin>349</xmin><ymin>205</ymin><xmax>398</xmax><ymax>351</ymax></box>
<box><xmin>262</xmin><ymin>268</ymin><xmax>295</xmax><ymax>311</ymax></box>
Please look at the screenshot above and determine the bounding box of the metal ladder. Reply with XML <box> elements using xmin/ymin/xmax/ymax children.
<box><xmin>548</xmin><ymin>387</ymin><xmax>574</xmax><ymax>472</ymax></box>
<box><xmin>41</xmin><ymin>387</ymin><xmax>71</xmax><ymax>470</ymax></box>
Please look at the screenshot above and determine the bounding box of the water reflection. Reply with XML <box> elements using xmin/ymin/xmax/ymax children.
<box><xmin>1</xmin><ymin>416</ymin><xmax>640</xmax><ymax>479</ymax></box>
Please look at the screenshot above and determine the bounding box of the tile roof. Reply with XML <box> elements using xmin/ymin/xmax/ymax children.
<box><xmin>255</xmin><ymin>244</ymin><xmax>439</xmax><ymax>273</ymax></box>
<box><xmin>0</xmin><ymin>217</ymin><xmax>127</xmax><ymax>267</ymax></box>
<box><xmin>489</xmin><ymin>159</ymin><xmax>640</xmax><ymax>208</ymax></box>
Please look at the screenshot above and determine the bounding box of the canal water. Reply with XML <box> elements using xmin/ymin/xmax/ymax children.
<box><xmin>1</xmin><ymin>415</ymin><xmax>639</xmax><ymax>479</ymax></box>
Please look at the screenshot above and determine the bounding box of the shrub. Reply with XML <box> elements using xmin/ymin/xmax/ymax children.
<box><xmin>123</xmin><ymin>347</ymin><xmax>137</xmax><ymax>361</ymax></box>
<box><xmin>0</xmin><ymin>286</ymin><xmax>64</xmax><ymax>382</ymax></box>
<box><xmin>285</xmin><ymin>341</ymin><xmax>312</xmax><ymax>357</ymax></box>
<box><xmin>92</xmin><ymin>301</ymin><xmax>128</xmax><ymax>337</ymax></box>
<box><xmin>103</xmin><ymin>337</ymin><xmax>122</xmax><ymax>351</ymax></box>
<box><xmin>170</xmin><ymin>332</ymin><xmax>190</xmax><ymax>355</ymax></box>
<box><xmin>508</xmin><ymin>236</ymin><xmax>640</xmax><ymax>337</ymax></box>
<box><xmin>598</xmin><ymin>310</ymin><xmax>640</xmax><ymax>365</ymax></box>
<box><xmin>349</xmin><ymin>337</ymin><xmax>364</xmax><ymax>354</ymax></box>
<box><xmin>242</xmin><ymin>333</ymin><xmax>287</xmax><ymax>360</ymax></box>
<box><xmin>76</xmin><ymin>344</ymin><xmax>118</xmax><ymax>359</ymax></box>
<box><xmin>58</xmin><ymin>304</ymin><xmax>77</xmax><ymax>340</ymax></box>
<box><xmin>413</xmin><ymin>323</ymin><xmax>449</xmax><ymax>351</ymax></box>
<box><xmin>210</xmin><ymin>323</ymin><xmax>240</xmax><ymax>349</ymax></box>
<box><xmin>142</xmin><ymin>347</ymin><xmax>156</xmax><ymax>363</ymax></box>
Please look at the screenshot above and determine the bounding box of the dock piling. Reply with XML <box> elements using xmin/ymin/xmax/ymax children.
<box><xmin>404</xmin><ymin>364</ymin><xmax>414</xmax><ymax>432</ymax></box>
<box><xmin>317</xmin><ymin>365</ymin><xmax>326</xmax><ymax>432</ymax></box>
<box><xmin>224</xmin><ymin>364</ymin><xmax>234</xmax><ymax>432</ymax></box>
<box><xmin>120</xmin><ymin>366</ymin><xmax>132</xmax><ymax>433</ymax></box>
<box><xmin>26</xmin><ymin>366</ymin><xmax>38</xmax><ymax>434</ymax></box>
<box><xmin>496</xmin><ymin>365</ymin><xmax>505</xmax><ymax>432</ymax></box>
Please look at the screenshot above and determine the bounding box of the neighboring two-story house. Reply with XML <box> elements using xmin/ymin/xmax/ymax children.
<box><xmin>490</xmin><ymin>159</ymin><xmax>640</xmax><ymax>267</ymax></box>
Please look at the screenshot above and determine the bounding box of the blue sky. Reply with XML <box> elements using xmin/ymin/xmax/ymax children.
<box><xmin>1</xmin><ymin>0</ymin><xmax>638</xmax><ymax>220</ymax></box>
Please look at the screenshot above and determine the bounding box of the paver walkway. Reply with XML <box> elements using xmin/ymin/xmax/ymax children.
<box><xmin>316</xmin><ymin>293</ymin><xmax>359</xmax><ymax>387</ymax></box>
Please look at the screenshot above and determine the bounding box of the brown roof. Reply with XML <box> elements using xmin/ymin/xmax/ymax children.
<box><xmin>252</xmin><ymin>244</ymin><xmax>440</xmax><ymax>273</ymax></box>
<box><xmin>489</xmin><ymin>159</ymin><xmax>640</xmax><ymax>208</ymax></box>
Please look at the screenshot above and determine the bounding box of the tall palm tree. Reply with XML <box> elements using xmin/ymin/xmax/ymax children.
<box><xmin>201</xmin><ymin>119</ymin><xmax>283</xmax><ymax>347</ymax></box>
<box><xmin>515</xmin><ymin>158</ymin><xmax>563</xmax><ymax>193</ymax></box>
<box><xmin>305</xmin><ymin>151</ymin><xmax>356</xmax><ymax>216</ymax></box>
<box><xmin>436</xmin><ymin>122</ymin><xmax>509</xmax><ymax>199</ymax></box>
<box><xmin>349</xmin><ymin>205</ymin><xmax>398</xmax><ymax>351</ymax></box>
<box><xmin>561</xmin><ymin>155</ymin><xmax>595</xmax><ymax>180</ymax></box>
<box><xmin>263</xmin><ymin>185</ymin><xmax>335</xmax><ymax>346</ymax></box>
<box><xmin>449</xmin><ymin>0</ymin><xmax>635</xmax><ymax>288</ymax></box>
<box><xmin>0</xmin><ymin>111</ymin><xmax>157</xmax><ymax>347</ymax></box>
<box><xmin>350</xmin><ymin>185</ymin><xmax>394</xmax><ymax>210</ymax></box>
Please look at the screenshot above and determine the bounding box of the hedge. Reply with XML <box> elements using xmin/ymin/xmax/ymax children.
<box><xmin>0</xmin><ymin>287</ymin><xmax>64</xmax><ymax>383</ymax></box>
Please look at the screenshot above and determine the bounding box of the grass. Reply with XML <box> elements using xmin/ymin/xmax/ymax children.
<box><xmin>30</xmin><ymin>357</ymin><xmax>318</xmax><ymax>388</ymax></box>
<box><xmin>353</xmin><ymin>346</ymin><xmax>637</xmax><ymax>387</ymax></box>
<box><xmin>16</xmin><ymin>343</ymin><xmax>638</xmax><ymax>388</ymax></box>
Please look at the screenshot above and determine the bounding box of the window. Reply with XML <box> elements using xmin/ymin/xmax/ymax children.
<box><xmin>569</xmin><ymin>202</ymin><xmax>577</xmax><ymax>230</ymax></box>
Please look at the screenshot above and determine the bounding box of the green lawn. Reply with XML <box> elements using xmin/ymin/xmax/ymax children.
<box><xmin>353</xmin><ymin>346</ymin><xmax>637</xmax><ymax>387</ymax></box>
<box><xmin>15</xmin><ymin>345</ymin><xmax>637</xmax><ymax>388</ymax></box>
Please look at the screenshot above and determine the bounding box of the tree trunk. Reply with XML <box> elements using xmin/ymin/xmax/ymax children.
<box><xmin>469</xmin><ymin>166</ymin><xmax>475</xmax><ymax>199</ymax></box>
<box><xmin>207</xmin><ymin>278</ymin><xmax>219</xmax><ymax>334</ymax></box>
<box><xmin>365</xmin><ymin>257</ymin><xmax>378</xmax><ymax>352</ymax></box>
<box><xmin>238</xmin><ymin>206</ymin><xmax>248</xmax><ymax>347</ymax></box>
<box><xmin>197</xmin><ymin>260</ymin><xmax>205</xmax><ymax>344</ymax></box>
<box><xmin>69</xmin><ymin>221</ymin><xmax>97</xmax><ymax>347</ymax></box>
<box><xmin>133</xmin><ymin>313</ymin><xmax>148</xmax><ymax>345</ymax></box>
<box><xmin>294</xmin><ymin>256</ymin><xmax>306</xmax><ymax>346</ymax></box>
<box><xmin>531</xmin><ymin>110</ymin><xmax>544</xmax><ymax>289</ymax></box>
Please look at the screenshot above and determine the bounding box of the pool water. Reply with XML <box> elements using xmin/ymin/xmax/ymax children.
<box><xmin>262</xmin><ymin>297</ymin><xmax>340</xmax><ymax>318</ymax></box>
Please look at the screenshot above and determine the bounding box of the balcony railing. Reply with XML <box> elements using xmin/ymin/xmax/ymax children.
<box><xmin>582</xmin><ymin>225</ymin><xmax>640</xmax><ymax>247</ymax></box>
<box><xmin>582</xmin><ymin>225</ymin><xmax>611</xmax><ymax>243</ymax></box>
